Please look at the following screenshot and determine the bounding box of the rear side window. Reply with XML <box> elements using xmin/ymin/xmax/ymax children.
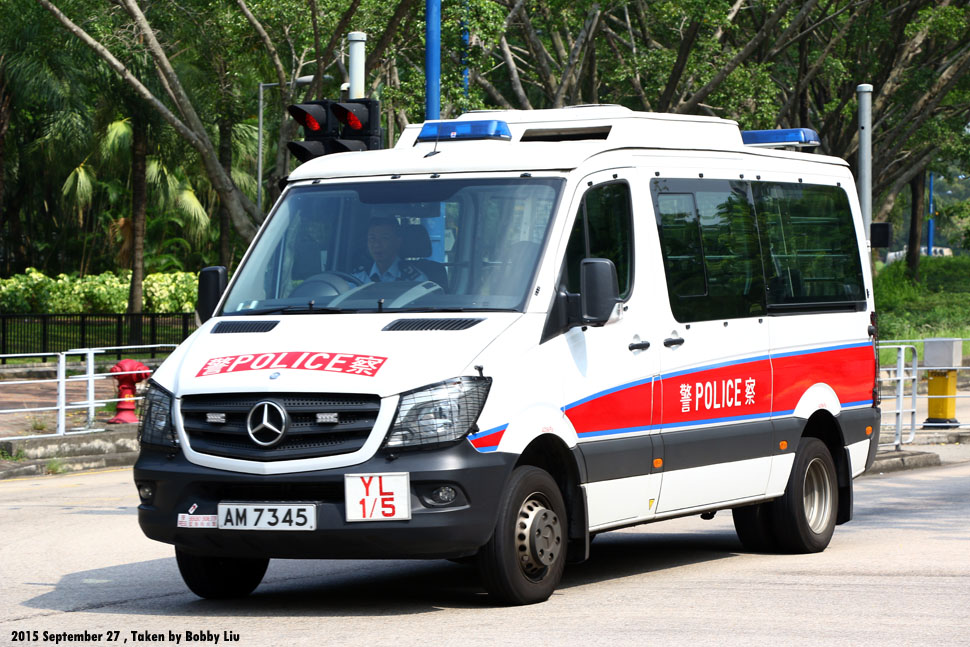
<box><xmin>653</xmin><ymin>179</ymin><xmax>765</xmax><ymax>322</ymax></box>
<box><xmin>753</xmin><ymin>183</ymin><xmax>865</xmax><ymax>308</ymax></box>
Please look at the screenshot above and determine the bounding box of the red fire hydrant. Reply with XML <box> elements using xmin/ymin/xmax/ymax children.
<box><xmin>108</xmin><ymin>359</ymin><xmax>152</xmax><ymax>424</ymax></box>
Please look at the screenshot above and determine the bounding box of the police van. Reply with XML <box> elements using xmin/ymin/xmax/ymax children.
<box><xmin>134</xmin><ymin>106</ymin><xmax>881</xmax><ymax>605</ymax></box>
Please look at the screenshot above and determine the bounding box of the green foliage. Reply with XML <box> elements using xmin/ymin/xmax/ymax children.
<box><xmin>0</xmin><ymin>269</ymin><xmax>196</xmax><ymax>314</ymax></box>
<box><xmin>874</xmin><ymin>257</ymin><xmax>970</xmax><ymax>339</ymax></box>
<box><xmin>143</xmin><ymin>272</ymin><xmax>198</xmax><ymax>313</ymax></box>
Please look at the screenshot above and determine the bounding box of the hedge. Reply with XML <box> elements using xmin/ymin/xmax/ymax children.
<box><xmin>0</xmin><ymin>268</ymin><xmax>197</xmax><ymax>314</ymax></box>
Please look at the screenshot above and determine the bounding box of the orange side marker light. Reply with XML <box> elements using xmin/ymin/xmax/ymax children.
<box><xmin>779</xmin><ymin>440</ymin><xmax>788</xmax><ymax>451</ymax></box>
<box><xmin>865</xmin><ymin>426</ymin><xmax>873</xmax><ymax>436</ymax></box>
<box><xmin>653</xmin><ymin>458</ymin><xmax>663</xmax><ymax>469</ymax></box>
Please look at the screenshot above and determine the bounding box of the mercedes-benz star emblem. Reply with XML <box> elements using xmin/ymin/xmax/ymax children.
<box><xmin>246</xmin><ymin>401</ymin><xmax>288</xmax><ymax>447</ymax></box>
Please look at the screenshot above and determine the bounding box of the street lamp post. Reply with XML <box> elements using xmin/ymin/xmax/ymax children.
<box><xmin>257</xmin><ymin>75</ymin><xmax>314</xmax><ymax>210</ymax></box>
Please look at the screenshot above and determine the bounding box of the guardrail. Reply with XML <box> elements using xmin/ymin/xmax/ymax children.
<box><xmin>0</xmin><ymin>345</ymin><xmax>175</xmax><ymax>441</ymax></box>
<box><xmin>879</xmin><ymin>338</ymin><xmax>970</xmax><ymax>451</ymax></box>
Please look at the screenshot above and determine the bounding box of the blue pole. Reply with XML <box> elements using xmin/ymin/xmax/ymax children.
<box><xmin>462</xmin><ymin>0</ymin><xmax>469</xmax><ymax>98</ymax></box>
<box><xmin>927</xmin><ymin>172</ymin><xmax>935</xmax><ymax>256</ymax></box>
<box><xmin>425</xmin><ymin>0</ymin><xmax>441</xmax><ymax>120</ymax></box>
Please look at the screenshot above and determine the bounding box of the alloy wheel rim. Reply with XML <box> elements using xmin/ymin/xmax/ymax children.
<box><xmin>803</xmin><ymin>457</ymin><xmax>833</xmax><ymax>534</ymax></box>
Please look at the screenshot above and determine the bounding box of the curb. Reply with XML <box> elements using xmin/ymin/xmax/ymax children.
<box><xmin>0</xmin><ymin>426</ymin><xmax>139</xmax><ymax>480</ymax></box>
<box><xmin>867</xmin><ymin>450</ymin><xmax>942</xmax><ymax>474</ymax></box>
<box><xmin>0</xmin><ymin>451</ymin><xmax>139</xmax><ymax>479</ymax></box>
<box><xmin>0</xmin><ymin>433</ymin><xmax>956</xmax><ymax>480</ymax></box>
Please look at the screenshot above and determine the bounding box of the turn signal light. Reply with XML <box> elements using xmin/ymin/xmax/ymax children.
<box><xmin>653</xmin><ymin>458</ymin><xmax>663</xmax><ymax>469</ymax></box>
<box><xmin>779</xmin><ymin>440</ymin><xmax>788</xmax><ymax>451</ymax></box>
<box><xmin>865</xmin><ymin>426</ymin><xmax>873</xmax><ymax>436</ymax></box>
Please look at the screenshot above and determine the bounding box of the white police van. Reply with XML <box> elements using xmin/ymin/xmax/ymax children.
<box><xmin>135</xmin><ymin>106</ymin><xmax>880</xmax><ymax>605</ymax></box>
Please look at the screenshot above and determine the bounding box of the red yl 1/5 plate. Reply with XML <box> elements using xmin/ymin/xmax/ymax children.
<box><xmin>344</xmin><ymin>473</ymin><xmax>411</xmax><ymax>522</ymax></box>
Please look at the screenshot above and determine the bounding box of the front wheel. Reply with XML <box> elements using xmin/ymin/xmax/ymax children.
<box><xmin>175</xmin><ymin>548</ymin><xmax>268</xmax><ymax>599</ymax></box>
<box><xmin>477</xmin><ymin>466</ymin><xmax>567</xmax><ymax>605</ymax></box>
<box><xmin>771</xmin><ymin>437</ymin><xmax>838</xmax><ymax>553</ymax></box>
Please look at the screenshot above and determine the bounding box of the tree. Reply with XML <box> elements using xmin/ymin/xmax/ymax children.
<box><xmin>37</xmin><ymin>0</ymin><xmax>262</xmax><ymax>240</ymax></box>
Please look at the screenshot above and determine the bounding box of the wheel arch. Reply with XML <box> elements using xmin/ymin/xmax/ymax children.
<box><xmin>515</xmin><ymin>434</ymin><xmax>589</xmax><ymax>562</ymax></box>
<box><xmin>800</xmin><ymin>409</ymin><xmax>852</xmax><ymax>525</ymax></box>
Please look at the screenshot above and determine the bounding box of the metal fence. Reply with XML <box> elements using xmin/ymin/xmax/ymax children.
<box><xmin>879</xmin><ymin>339</ymin><xmax>970</xmax><ymax>451</ymax></box>
<box><xmin>0</xmin><ymin>345</ymin><xmax>175</xmax><ymax>441</ymax></box>
<box><xmin>0</xmin><ymin>313</ymin><xmax>195</xmax><ymax>362</ymax></box>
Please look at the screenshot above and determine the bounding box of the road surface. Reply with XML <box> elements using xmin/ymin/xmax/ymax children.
<box><xmin>1</xmin><ymin>463</ymin><xmax>968</xmax><ymax>646</ymax></box>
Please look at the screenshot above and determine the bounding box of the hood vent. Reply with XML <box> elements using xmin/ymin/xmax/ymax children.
<box><xmin>212</xmin><ymin>320</ymin><xmax>280</xmax><ymax>334</ymax></box>
<box><xmin>383</xmin><ymin>318</ymin><xmax>484</xmax><ymax>331</ymax></box>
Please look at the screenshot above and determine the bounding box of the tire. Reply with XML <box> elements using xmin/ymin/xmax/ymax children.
<box><xmin>732</xmin><ymin>502</ymin><xmax>777</xmax><ymax>553</ymax></box>
<box><xmin>175</xmin><ymin>548</ymin><xmax>268</xmax><ymax>599</ymax></box>
<box><xmin>771</xmin><ymin>437</ymin><xmax>838</xmax><ymax>553</ymax></box>
<box><xmin>477</xmin><ymin>466</ymin><xmax>567</xmax><ymax>605</ymax></box>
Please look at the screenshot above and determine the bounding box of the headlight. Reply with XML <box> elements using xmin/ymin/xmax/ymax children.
<box><xmin>139</xmin><ymin>382</ymin><xmax>179</xmax><ymax>448</ymax></box>
<box><xmin>384</xmin><ymin>377</ymin><xmax>492</xmax><ymax>450</ymax></box>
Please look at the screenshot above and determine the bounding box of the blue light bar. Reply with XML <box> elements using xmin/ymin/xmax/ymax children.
<box><xmin>416</xmin><ymin>120</ymin><xmax>512</xmax><ymax>143</ymax></box>
<box><xmin>741</xmin><ymin>128</ymin><xmax>821</xmax><ymax>148</ymax></box>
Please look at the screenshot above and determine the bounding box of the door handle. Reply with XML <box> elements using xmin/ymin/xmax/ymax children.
<box><xmin>628</xmin><ymin>341</ymin><xmax>651</xmax><ymax>351</ymax></box>
<box><xmin>663</xmin><ymin>337</ymin><xmax>685</xmax><ymax>348</ymax></box>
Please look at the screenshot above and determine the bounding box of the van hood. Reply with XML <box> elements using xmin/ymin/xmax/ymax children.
<box><xmin>157</xmin><ymin>313</ymin><xmax>520</xmax><ymax>398</ymax></box>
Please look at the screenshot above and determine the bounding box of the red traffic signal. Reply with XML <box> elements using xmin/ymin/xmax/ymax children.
<box><xmin>287</xmin><ymin>98</ymin><xmax>382</xmax><ymax>162</ymax></box>
<box><xmin>331</xmin><ymin>102</ymin><xmax>370</xmax><ymax>131</ymax></box>
<box><xmin>287</xmin><ymin>103</ymin><xmax>336</xmax><ymax>134</ymax></box>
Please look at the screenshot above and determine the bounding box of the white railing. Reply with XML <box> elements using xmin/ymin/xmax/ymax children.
<box><xmin>0</xmin><ymin>345</ymin><xmax>174</xmax><ymax>441</ymax></box>
<box><xmin>879</xmin><ymin>338</ymin><xmax>970</xmax><ymax>451</ymax></box>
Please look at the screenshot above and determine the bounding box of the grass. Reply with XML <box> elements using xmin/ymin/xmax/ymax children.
<box><xmin>45</xmin><ymin>457</ymin><xmax>65</xmax><ymax>474</ymax></box>
<box><xmin>874</xmin><ymin>256</ymin><xmax>970</xmax><ymax>362</ymax></box>
<box><xmin>0</xmin><ymin>447</ymin><xmax>27</xmax><ymax>461</ymax></box>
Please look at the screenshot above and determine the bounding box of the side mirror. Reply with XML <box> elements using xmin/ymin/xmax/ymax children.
<box><xmin>580</xmin><ymin>258</ymin><xmax>620</xmax><ymax>326</ymax></box>
<box><xmin>870</xmin><ymin>222</ymin><xmax>892</xmax><ymax>248</ymax></box>
<box><xmin>197</xmin><ymin>266</ymin><xmax>228</xmax><ymax>324</ymax></box>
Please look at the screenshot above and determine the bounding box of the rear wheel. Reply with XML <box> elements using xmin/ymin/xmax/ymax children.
<box><xmin>771</xmin><ymin>437</ymin><xmax>838</xmax><ymax>553</ymax></box>
<box><xmin>732</xmin><ymin>502</ymin><xmax>777</xmax><ymax>553</ymax></box>
<box><xmin>175</xmin><ymin>548</ymin><xmax>268</xmax><ymax>599</ymax></box>
<box><xmin>477</xmin><ymin>466</ymin><xmax>567</xmax><ymax>605</ymax></box>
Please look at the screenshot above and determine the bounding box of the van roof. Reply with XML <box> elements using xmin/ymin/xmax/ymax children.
<box><xmin>287</xmin><ymin>105</ymin><xmax>848</xmax><ymax>181</ymax></box>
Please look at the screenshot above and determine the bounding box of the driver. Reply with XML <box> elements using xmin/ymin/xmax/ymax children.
<box><xmin>352</xmin><ymin>217</ymin><xmax>428</xmax><ymax>283</ymax></box>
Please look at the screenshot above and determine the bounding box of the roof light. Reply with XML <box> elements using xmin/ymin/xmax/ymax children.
<box><xmin>416</xmin><ymin>120</ymin><xmax>512</xmax><ymax>143</ymax></box>
<box><xmin>741</xmin><ymin>128</ymin><xmax>821</xmax><ymax>148</ymax></box>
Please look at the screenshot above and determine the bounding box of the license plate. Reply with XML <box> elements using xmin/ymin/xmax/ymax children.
<box><xmin>344</xmin><ymin>473</ymin><xmax>411</xmax><ymax>522</ymax></box>
<box><xmin>217</xmin><ymin>503</ymin><xmax>317</xmax><ymax>530</ymax></box>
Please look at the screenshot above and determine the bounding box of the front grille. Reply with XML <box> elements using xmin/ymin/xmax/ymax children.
<box><xmin>181</xmin><ymin>393</ymin><xmax>381</xmax><ymax>461</ymax></box>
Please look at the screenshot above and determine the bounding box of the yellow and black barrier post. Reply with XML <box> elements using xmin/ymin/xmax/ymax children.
<box><xmin>923</xmin><ymin>338</ymin><xmax>961</xmax><ymax>429</ymax></box>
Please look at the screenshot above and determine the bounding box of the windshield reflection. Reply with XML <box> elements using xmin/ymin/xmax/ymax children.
<box><xmin>221</xmin><ymin>178</ymin><xmax>563</xmax><ymax>315</ymax></box>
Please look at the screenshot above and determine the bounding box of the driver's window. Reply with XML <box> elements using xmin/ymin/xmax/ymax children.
<box><xmin>563</xmin><ymin>181</ymin><xmax>634</xmax><ymax>299</ymax></box>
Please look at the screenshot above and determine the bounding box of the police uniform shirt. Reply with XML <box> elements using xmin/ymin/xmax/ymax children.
<box><xmin>353</xmin><ymin>258</ymin><xmax>428</xmax><ymax>283</ymax></box>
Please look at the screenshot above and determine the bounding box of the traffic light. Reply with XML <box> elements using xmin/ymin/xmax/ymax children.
<box><xmin>287</xmin><ymin>99</ymin><xmax>382</xmax><ymax>162</ymax></box>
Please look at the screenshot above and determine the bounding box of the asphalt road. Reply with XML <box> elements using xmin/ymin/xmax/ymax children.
<box><xmin>1</xmin><ymin>464</ymin><xmax>968</xmax><ymax>647</ymax></box>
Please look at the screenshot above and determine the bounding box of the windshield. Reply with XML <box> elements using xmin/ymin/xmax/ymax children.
<box><xmin>221</xmin><ymin>177</ymin><xmax>564</xmax><ymax>315</ymax></box>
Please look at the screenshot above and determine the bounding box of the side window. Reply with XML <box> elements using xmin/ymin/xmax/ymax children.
<box><xmin>653</xmin><ymin>179</ymin><xmax>765</xmax><ymax>322</ymax></box>
<box><xmin>563</xmin><ymin>182</ymin><xmax>634</xmax><ymax>299</ymax></box>
<box><xmin>753</xmin><ymin>182</ymin><xmax>864</xmax><ymax>307</ymax></box>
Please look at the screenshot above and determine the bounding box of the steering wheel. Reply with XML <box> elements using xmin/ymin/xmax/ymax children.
<box><xmin>290</xmin><ymin>272</ymin><xmax>363</xmax><ymax>298</ymax></box>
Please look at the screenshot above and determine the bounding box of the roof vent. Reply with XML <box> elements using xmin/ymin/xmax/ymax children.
<box><xmin>212</xmin><ymin>320</ymin><xmax>280</xmax><ymax>334</ymax></box>
<box><xmin>383</xmin><ymin>318</ymin><xmax>484</xmax><ymax>331</ymax></box>
<box><xmin>520</xmin><ymin>126</ymin><xmax>611</xmax><ymax>142</ymax></box>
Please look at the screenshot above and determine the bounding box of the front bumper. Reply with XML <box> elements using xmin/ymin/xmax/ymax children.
<box><xmin>134</xmin><ymin>441</ymin><xmax>515</xmax><ymax>560</ymax></box>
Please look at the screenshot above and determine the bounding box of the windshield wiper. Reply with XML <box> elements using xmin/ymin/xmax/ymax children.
<box><xmin>390</xmin><ymin>307</ymin><xmax>515</xmax><ymax>313</ymax></box>
<box><xmin>224</xmin><ymin>305</ymin><xmax>354</xmax><ymax>316</ymax></box>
